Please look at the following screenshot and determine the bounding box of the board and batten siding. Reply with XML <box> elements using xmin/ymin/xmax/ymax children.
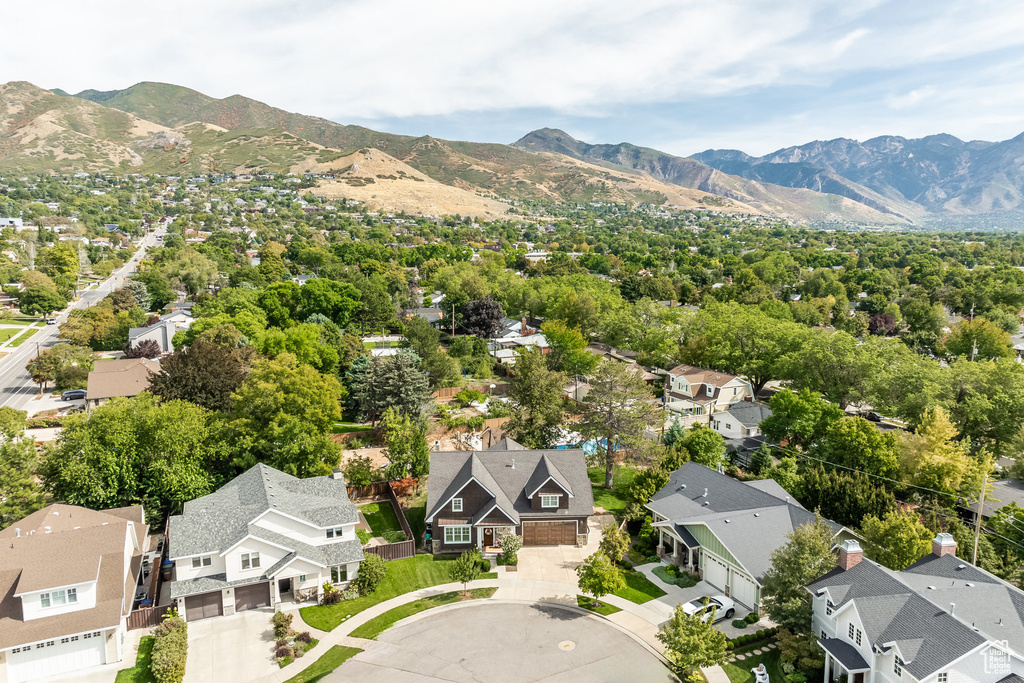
<box><xmin>684</xmin><ymin>524</ymin><xmax>742</xmax><ymax>568</ymax></box>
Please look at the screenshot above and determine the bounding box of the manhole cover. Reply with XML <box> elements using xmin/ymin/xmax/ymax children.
<box><xmin>558</xmin><ymin>641</ymin><xmax>576</xmax><ymax>651</ymax></box>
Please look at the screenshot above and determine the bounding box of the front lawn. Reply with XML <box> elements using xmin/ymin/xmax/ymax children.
<box><xmin>283</xmin><ymin>645</ymin><xmax>362</xmax><ymax>683</ymax></box>
<box><xmin>613</xmin><ymin>568</ymin><xmax>667</xmax><ymax>604</ymax></box>
<box><xmin>114</xmin><ymin>636</ymin><xmax>155</xmax><ymax>683</ymax></box>
<box><xmin>722</xmin><ymin>648</ymin><xmax>786</xmax><ymax>683</ymax></box>
<box><xmin>577</xmin><ymin>595</ymin><xmax>622</xmax><ymax>615</ymax></box>
<box><xmin>349</xmin><ymin>587</ymin><xmax>496</xmax><ymax>639</ymax></box>
<box><xmin>652</xmin><ymin>564</ymin><xmax>698</xmax><ymax>588</ymax></box>
<box><xmin>359</xmin><ymin>502</ymin><xmax>403</xmax><ymax>537</ymax></box>
<box><xmin>300</xmin><ymin>554</ymin><xmax>492</xmax><ymax>631</ymax></box>
<box><xmin>587</xmin><ymin>465</ymin><xmax>638</xmax><ymax>516</ymax></box>
<box><xmin>332</xmin><ymin>423</ymin><xmax>374</xmax><ymax>434</ymax></box>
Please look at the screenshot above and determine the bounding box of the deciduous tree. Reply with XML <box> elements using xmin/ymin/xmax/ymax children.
<box><xmin>575</xmin><ymin>553</ymin><xmax>625</xmax><ymax>607</ymax></box>
<box><xmin>657</xmin><ymin>602</ymin><xmax>729</xmax><ymax>682</ymax></box>
<box><xmin>761</xmin><ymin>516</ymin><xmax>836</xmax><ymax>633</ymax></box>
<box><xmin>149</xmin><ymin>340</ymin><xmax>257</xmax><ymax>412</ymax></box>
<box><xmin>860</xmin><ymin>508</ymin><xmax>932</xmax><ymax>570</ymax></box>
<box><xmin>504</xmin><ymin>348</ymin><xmax>567</xmax><ymax>449</ymax></box>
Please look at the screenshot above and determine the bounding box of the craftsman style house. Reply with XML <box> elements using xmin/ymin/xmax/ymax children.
<box><xmin>167</xmin><ymin>464</ymin><xmax>363</xmax><ymax>622</ymax></box>
<box><xmin>0</xmin><ymin>504</ymin><xmax>147</xmax><ymax>683</ymax></box>
<box><xmin>809</xmin><ymin>536</ymin><xmax>1024</xmax><ymax>683</ymax></box>
<box><xmin>426</xmin><ymin>438</ymin><xmax>594</xmax><ymax>551</ymax></box>
<box><xmin>663</xmin><ymin>364</ymin><xmax>754</xmax><ymax>426</ymax></box>
<box><xmin>647</xmin><ymin>462</ymin><xmax>850</xmax><ymax>612</ymax></box>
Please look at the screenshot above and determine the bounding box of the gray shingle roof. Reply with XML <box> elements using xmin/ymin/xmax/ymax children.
<box><xmin>818</xmin><ymin>638</ymin><xmax>870</xmax><ymax>671</ymax></box>
<box><xmin>722</xmin><ymin>402</ymin><xmax>772</xmax><ymax>428</ymax></box>
<box><xmin>525</xmin><ymin>455</ymin><xmax>573</xmax><ymax>499</ymax></box>
<box><xmin>487</xmin><ymin>437</ymin><xmax>528</xmax><ymax>451</ymax></box>
<box><xmin>170</xmin><ymin>572</ymin><xmax>268</xmax><ymax>600</ymax></box>
<box><xmin>168</xmin><ymin>464</ymin><xmax>359</xmax><ymax>559</ymax></box>
<box><xmin>426</xmin><ymin>449</ymin><xmax>594</xmax><ymax>523</ymax></box>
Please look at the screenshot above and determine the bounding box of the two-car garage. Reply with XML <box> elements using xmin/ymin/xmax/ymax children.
<box><xmin>701</xmin><ymin>551</ymin><xmax>759</xmax><ymax>610</ymax></box>
<box><xmin>522</xmin><ymin>521</ymin><xmax>578</xmax><ymax>546</ymax></box>
<box><xmin>184</xmin><ymin>582</ymin><xmax>270</xmax><ymax>622</ymax></box>
<box><xmin>7</xmin><ymin>631</ymin><xmax>106</xmax><ymax>683</ymax></box>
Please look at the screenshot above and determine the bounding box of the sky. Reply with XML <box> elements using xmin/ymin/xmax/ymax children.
<box><xmin>7</xmin><ymin>0</ymin><xmax>1024</xmax><ymax>156</ymax></box>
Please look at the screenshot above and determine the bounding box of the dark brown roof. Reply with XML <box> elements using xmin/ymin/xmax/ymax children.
<box><xmin>86</xmin><ymin>358</ymin><xmax>158</xmax><ymax>401</ymax></box>
<box><xmin>0</xmin><ymin>504</ymin><xmax>147</xmax><ymax>649</ymax></box>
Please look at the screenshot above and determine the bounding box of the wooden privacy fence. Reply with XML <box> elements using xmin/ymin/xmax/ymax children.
<box><xmin>364</xmin><ymin>539</ymin><xmax>416</xmax><ymax>561</ymax></box>
<box><xmin>432</xmin><ymin>383</ymin><xmax>509</xmax><ymax>400</ymax></box>
<box><xmin>386</xmin><ymin>481</ymin><xmax>416</xmax><ymax>542</ymax></box>
<box><xmin>346</xmin><ymin>481</ymin><xmax>392</xmax><ymax>499</ymax></box>
<box><xmin>128</xmin><ymin>603</ymin><xmax>172</xmax><ymax>631</ymax></box>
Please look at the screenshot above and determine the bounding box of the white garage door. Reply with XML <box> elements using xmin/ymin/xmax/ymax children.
<box><xmin>703</xmin><ymin>554</ymin><xmax>728</xmax><ymax>591</ymax></box>
<box><xmin>8</xmin><ymin>632</ymin><xmax>105</xmax><ymax>683</ymax></box>
<box><xmin>732</xmin><ymin>572</ymin><xmax>758</xmax><ymax>610</ymax></box>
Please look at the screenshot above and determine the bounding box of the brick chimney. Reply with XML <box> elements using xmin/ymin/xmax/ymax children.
<box><xmin>932</xmin><ymin>533</ymin><xmax>957</xmax><ymax>557</ymax></box>
<box><xmin>522</xmin><ymin>317</ymin><xmax>528</xmax><ymax>335</ymax></box>
<box><xmin>838</xmin><ymin>539</ymin><xmax>863</xmax><ymax>570</ymax></box>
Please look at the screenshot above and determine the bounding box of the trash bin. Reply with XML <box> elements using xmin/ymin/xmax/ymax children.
<box><xmin>161</xmin><ymin>561</ymin><xmax>173</xmax><ymax>581</ymax></box>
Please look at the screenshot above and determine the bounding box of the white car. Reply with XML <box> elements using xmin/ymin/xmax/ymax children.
<box><xmin>682</xmin><ymin>595</ymin><xmax>735</xmax><ymax>622</ymax></box>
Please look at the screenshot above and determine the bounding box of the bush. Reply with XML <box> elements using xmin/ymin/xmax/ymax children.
<box><xmin>276</xmin><ymin>638</ymin><xmax>289</xmax><ymax>648</ymax></box>
<box><xmin>726</xmin><ymin>641</ymin><xmax>735</xmax><ymax>650</ymax></box>
<box><xmin>381</xmin><ymin>530</ymin><xmax>407</xmax><ymax>543</ymax></box>
<box><xmin>732</xmin><ymin>619</ymin><xmax>748</xmax><ymax>629</ymax></box>
<box><xmin>352</xmin><ymin>554</ymin><xmax>387</xmax><ymax>596</ymax></box>
<box><xmin>646</xmin><ymin>554</ymin><xmax>660</xmax><ymax>564</ymax></box>
<box><xmin>498</xmin><ymin>531</ymin><xmax>522</xmax><ymax>565</ymax></box>
<box><xmin>745</xmin><ymin>612</ymin><xmax>760</xmax><ymax>624</ymax></box>
<box><xmin>275</xmin><ymin>645</ymin><xmax>293</xmax><ymax>659</ymax></box>
<box><xmin>477</xmin><ymin>556</ymin><xmax>492</xmax><ymax>572</ymax></box>
<box><xmin>150</xmin><ymin>616</ymin><xmax>188</xmax><ymax>683</ymax></box>
<box><xmin>272</xmin><ymin>611</ymin><xmax>293</xmax><ymax>640</ymax></box>
<box><xmin>295</xmin><ymin>631</ymin><xmax>312</xmax><ymax>644</ymax></box>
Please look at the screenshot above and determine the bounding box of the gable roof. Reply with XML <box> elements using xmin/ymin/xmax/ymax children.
<box><xmin>86</xmin><ymin>357</ymin><xmax>158</xmax><ymax>401</ymax></box>
<box><xmin>808</xmin><ymin>554</ymin><xmax>1024</xmax><ymax>678</ymax></box>
<box><xmin>168</xmin><ymin>464</ymin><xmax>359</xmax><ymax>559</ymax></box>
<box><xmin>525</xmin><ymin>455</ymin><xmax>573</xmax><ymax>499</ymax></box>
<box><xmin>487</xmin><ymin>437</ymin><xmax>528</xmax><ymax>451</ymax></box>
<box><xmin>426</xmin><ymin>449</ymin><xmax>594</xmax><ymax>524</ymax></box>
<box><xmin>721</xmin><ymin>402</ymin><xmax>772</xmax><ymax>427</ymax></box>
<box><xmin>0</xmin><ymin>504</ymin><xmax>146</xmax><ymax>650</ymax></box>
<box><xmin>666</xmin><ymin>364</ymin><xmax>743</xmax><ymax>386</ymax></box>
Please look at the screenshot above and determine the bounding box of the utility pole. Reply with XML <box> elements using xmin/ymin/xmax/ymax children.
<box><xmin>451</xmin><ymin>304</ymin><xmax>455</xmax><ymax>337</ymax></box>
<box><xmin>973</xmin><ymin>473</ymin><xmax>988</xmax><ymax>565</ymax></box>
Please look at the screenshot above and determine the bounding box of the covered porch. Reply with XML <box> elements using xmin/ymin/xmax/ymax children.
<box><xmin>653</xmin><ymin>520</ymin><xmax>700</xmax><ymax>571</ymax></box>
<box><xmin>819</xmin><ymin>637</ymin><xmax>870</xmax><ymax>683</ymax></box>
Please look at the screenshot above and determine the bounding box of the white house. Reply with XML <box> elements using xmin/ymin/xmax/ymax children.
<box><xmin>167</xmin><ymin>464</ymin><xmax>364</xmax><ymax>622</ymax></box>
<box><xmin>0</xmin><ymin>504</ymin><xmax>147</xmax><ymax>683</ymax></box>
<box><xmin>711</xmin><ymin>402</ymin><xmax>772</xmax><ymax>440</ymax></box>
<box><xmin>663</xmin><ymin>364</ymin><xmax>754</xmax><ymax>426</ymax></box>
<box><xmin>127</xmin><ymin>310</ymin><xmax>193</xmax><ymax>356</ymax></box>
<box><xmin>809</xmin><ymin>536</ymin><xmax>1024</xmax><ymax>683</ymax></box>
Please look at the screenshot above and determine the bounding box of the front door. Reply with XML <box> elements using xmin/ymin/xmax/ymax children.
<box><xmin>483</xmin><ymin>527</ymin><xmax>494</xmax><ymax>547</ymax></box>
<box><xmin>279</xmin><ymin>578</ymin><xmax>292</xmax><ymax>599</ymax></box>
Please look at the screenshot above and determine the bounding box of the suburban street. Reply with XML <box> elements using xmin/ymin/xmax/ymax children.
<box><xmin>0</xmin><ymin>227</ymin><xmax>164</xmax><ymax>411</ymax></box>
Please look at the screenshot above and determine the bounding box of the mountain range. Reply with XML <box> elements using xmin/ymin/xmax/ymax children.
<box><xmin>2</xmin><ymin>79</ymin><xmax>1023</xmax><ymax>226</ymax></box>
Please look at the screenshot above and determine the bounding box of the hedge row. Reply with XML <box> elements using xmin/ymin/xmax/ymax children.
<box><xmin>726</xmin><ymin>626</ymin><xmax>780</xmax><ymax>649</ymax></box>
<box><xmin>150</xmin><ymin>616</ymin><xmax>188</xmax><ymax>683</ymax></box>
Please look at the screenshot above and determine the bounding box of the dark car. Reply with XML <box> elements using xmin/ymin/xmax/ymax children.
<box><xmin>61</xmin><ymin>389</ymin><xmax>87</xmax><ymax>401</ymax></box>
<box><xmin>865</xmin><ymin>411</ymin><xmax>884</xmax><ymax>422</ymax></box>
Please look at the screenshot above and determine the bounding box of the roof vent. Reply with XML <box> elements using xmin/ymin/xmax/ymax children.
<box><xmin>725</xmin><ymin>519</ymin><xmax>731</xmax><ymax>523</ymax></box>
<box><xmin>754</xmin><ymin>513</ymin><xmax>760</xmax><ymax>517</ymax></box>
<box><xmin>677</xmin><ymin>484</ymin><xmax>686</xmax><ymax>491</ymax></box>
<box><xmin>950</xmin><ymin>603</ymin><xmax>955</xmax><ymax>616</ymax></box>
<box><xmin>52</xmin><ymin>511</ymin><xmax>59</xmax><ymax>516</ymax></box>
<box><xmin>927</xmin><ymin>586</ymin><xmax>936</xmax><ymax>590</ymax></box>
<box><xmin>702</xmin><ymin>488</ymin><xmax>708</xmax><ymax>498</ymax></box>
<box><xmin>44</xmin><ymin>526</ymin><xmax>51</xmax><ymax>533</ymax></box>
<box><xmin>965</xmin><ymin>582</ymin><xmax>973</xmax><ymax>587</ymax></box>
<box><xmin>956</xmin><ymin>564</ymin><xmax>966</xmax><ymax>570</ymax></box>
<box><xmin>702</xmin><ymin>501</ymin><xmax>710</xmax><ymax>507</ymax></box>
<box><xmin>511</xmin><ymin>459</ymin><xmax>515</xmax><ymax>469</ymax></box>
<box><xmin>14</xmin><ymin>528</ymin><xmax>20</xmax><ymax>538</ymax></box>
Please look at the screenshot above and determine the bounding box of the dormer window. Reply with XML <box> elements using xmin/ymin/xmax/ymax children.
<box><xmin>541</xmin><ymin>495</ymin><xmax>560</xmax><ymax>508</ymax></box>
<box><xmin>326</xmin><ymin>526</ymin><xmax>344</xmax><ymax>539</ymax></box>
<box><xmin>894</xmin><ymin>656</ymin><xmax>904</xmax><ymax>677</ymax></box>
<box><xmin>452</xmin><ymin>498</ymin><xmax>463</xmax><ymax>512</ymax></box>
<box><xmin>241</xmin><ymin>552</ymin><xmax>260</xmax><ymax>570</ymax></box>
<box><xmin>825</xmin><ymin>601</ymin><xmax>834</xmax><ymax>616</ymax></box>
<box><xmin>40</xmin><ymin>588</ymin><xmax>77</xmax><ymax>608</ymax></box>
<box><xmin>192</xmin><ymin>555</ymin><xmax>212</xmax><ymax>569</ymax></box>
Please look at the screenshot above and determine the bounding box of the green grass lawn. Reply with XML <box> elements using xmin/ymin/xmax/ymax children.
<box><xmin>613</xmin><ymin>569</ymin><xmax>667</xmax><ymax>604</ymax></box>
<box><xmin>402</xmin><ymin>481</ymin><xmax>428</xmax><ymax>546</ymax></box>
<box><xmin>331</xmin><ymin>423</ymin><xmax>374</xmax><ymax>434</ymax></box>
<box><xmin>356</xmin><ymin>529</ymin><xmax>372</xmax><ymax>544</ymax></box>
<box><xmin>577</xmin><ymin>595</ymin><xmax>622</xmax><ymax>615</ymax></box>
<box><xmin>301</xmin><ymin>555</ymin><xmax>483</xmax><ymax>631</ymax></box>
<box><xmin>114</xmin><ymin>636</ymin><xmax>155</xmax><ymax>683</ymax></box>
<box><xmin>283</xmin><ymin>645</ymin><xmax>362</xmax><ymax>683</ymax></box>
<box><xmin>0</xmin><ymin>328</ymin><xmax>23</xmax><ymax>343</ymax></box>
<box><xmin>359</xmin><ymin>502</ymin><xmax>403</xmax><ymax>537</ymax></box>
<box><xmin>652</xmin><ymin>564</ymin><xmax>698</xmax><ymax>588</ymax></box>
<box><xmin>722</xmin><ymin>648</ymin><xmax>785</xmax><ymax>683</ymax></box>
<box><xmin>8</xmin><ymin>329</ymin><xmax>36</xmax><ymax>347</ymax></box>
<box><xmin>587</xmin><ymin>465</ymin><xmax>638</xmax><ymax>516</ymax></box>
<box><xmin>349</xmin><ymin>587</ymin><xmax>497</xmax><ymax>639</ymax></box>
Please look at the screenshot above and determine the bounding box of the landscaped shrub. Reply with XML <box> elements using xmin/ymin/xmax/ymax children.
<box><xmin>381</xmin><ymin>530</ymin><xmax>407</xmax><ymax>543</ymax></box>
<box><xmin>272</xmin><ymin>611</ymin><xmax>293</xmax><ymax>640</ymax></box>
<box><xmin>745</xmin><ymin>612</ymin><xmax>760</xmax><ymax>624</ymax></box>
<box><xmin>726</xmin><ymin>641</ymin><xmax>735</xmax><ymax>649</ymax></box>
<box><xmin>276</xmin><ymin>638</ymin><xmax>288</xmax><ymax>648</ymax></box>
<box><xmin>150</xmin><ymin>616</ymin><xmax>188</xmax><ymax>683</ymax></box>
<box><xmin>477</xmin><ymin>556</ymin><xmax>492</xmax><ymax>572</ymax></box>
<box><xmin>732</xmin><ymin>619</ymin><xmax>748</xmax><ymax>629</ymax></box>
<box><xmin>295</xmin><ymin>631</ymin><xmax>312</xmax><ymax>644</ymax></box>
<box><xmin>275</xmin><ymin>645</ymin><xmax>293</xmax><ymax>659</ymax></box>
<box><xmin>498</xmin><ymin>530</ymin><xmax>521</xmax><ymax>565</ymax></box>
<box><xmin>645</xmin><ymin>554</ymin><xmax>660</xmax><ymax>564</ymax></box>
<box><xmin>352</xmin><ymin>554</ymin><xmax>387</xmax><ymax>595</ymax></box>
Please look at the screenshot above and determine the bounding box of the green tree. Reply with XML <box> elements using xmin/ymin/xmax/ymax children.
<box><xmin>860</xmin><ymin>508</ymin><xmax>932</xmax><ymax>570</ymax></box>
<box><xmin>148</xmin><ymin>340</ymin><xmax>257</xmax><ymax>412</ymax></box>
<box><xmin>679</xmin><ymin>425</ymin><xmax>726</xmax><ymax>469</ymax></box>
<box><xmin>25</xmin><ymin>343</ymin><xmax>94</xmax><ymax>393</ymax></box>
<box><xmin>797</xmin><ymin>466</ymin><xmax>896</xmax><ymax>528</ymax></box>
<box><xmin>780</xmin><ymin>328</ymin><xmax>870</xmax><ymax>408</ymax></box>
<box><xmin>541</xmin><ymin>320</ymin><xmax>598</xmax><ymax>375</ymax></box>
<box><xmin>944</xmin><ymin>317</ymin><xmax>1013</xmax><ymax>360</ymax></box>
<box><xmin>578</xmin><ymin>359</ymin><xmax>660</xmax><ymax>488</ymax></box>
<box><xmin>623</xmin><ymin>465</ymin><xmax>670</xmax><ymax>521</ymax></box>
<box><xmin>123</xmin><ymin>279</ymin><xmax>152</xmax><ymax>312</ymax></box>
<box><xmin>0</xmin><ymin>409</ymin><xmax>45</xmax><ymax>529</ymax></box>
<box><xmin>352</xmin><ymin>553</ymin><xmax>387</xmax><ymax>596</ymax></box>
<box><xmin>761</xmin><ymin>388</ymin><xmax>844</xmax><ymax>449</ymax></box>
<box><xmin>379</xmin><ymin>406</ymin><xmax>431</xmax><ymax>479</ymax></box>
<box><xmin>448</xmin><ymin>549</ymin><xmax>482</xmax><ymax>596</ymax></box>
<box><xmin>812</xmin><ymin>416</ymin><xmax>900</xmax><ymax>479</ymax></box>
<box><xmin>226</xmin><ymin>354</ymin><xmax>343</xmax><ymax>477</ymax></box>
<box><xmin>19</xmin><ymin>285</ymin><xmax>66</xmax><ymax>317</ymax></box>
<box><xmin>761</xmin><ymin>516</ymin><xmax>837</xmax><ymax>632</ymax></box>
<box><xmin>575</xmin><ymin>553</ymin><xmax>625</xmax><ymax>607</ymax></box>
<box><xmin>898</xmin><ymin>406</ymin><xmax>975</xmax><ymax>499</ymax></box>
<box><xmin>347</xmin><ymin>352</ymin><xmax>431</xmax><ymax>424</ymax></box>
<box><xmin>598</xmin><ymin>522</ymin><xmax>630</xmax><ymax>563</ymax></box>
<box><xmin>657</xmin><ymin>602</ymin><xmax>729</xmax><ymax>682</ymax></box>
<box><xmin>504</xmin><ymin>348</ymin><xmax>567</xmax><ymax>449</ymax></box>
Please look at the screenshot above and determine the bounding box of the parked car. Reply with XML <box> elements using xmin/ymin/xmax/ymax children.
<box><xmin>682</xmin><ymin>595</ymin><xmax>735</xmax><ymax>622</ymax></box>
<box><xmin>46</xmin><ymin>318</ymin><xmax>57</xmax><ymax>325</ymax></box>
<box><xmin>864</xmin><ymin>411</ymin><xmax>884</xmax><ymax>422</ymax></box>
<box><xmin>61</xmin><ymin>389</ymin><xmax>87</xmax><ymax>401</ymax></box>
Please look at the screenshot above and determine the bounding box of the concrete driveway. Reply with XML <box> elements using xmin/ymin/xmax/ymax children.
<box><xmin>184</xmin><ymin>608</ymin><xmax>282</xmax><ymax>683</ymax></box>
<box><xmin>514</xmin><ymin>515</ymin><xmax>611</xmax><ymax>583</ymax></box>
<box><xmin>326</xmin><ymin>602</ymin><xmax>676</xmax><ymax>682</ymax></box>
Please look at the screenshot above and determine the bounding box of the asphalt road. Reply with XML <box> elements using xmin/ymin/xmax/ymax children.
<box><xmin>0</xmin><ymin>228</ymin><xmax>165</xmax><ymax>411</ymax></box>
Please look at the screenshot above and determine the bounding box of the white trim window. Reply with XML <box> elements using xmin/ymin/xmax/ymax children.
<box><xmin>540</xmin><ymin>494</ymin><xmax>560</xmax><ymax>508</ymax></box>
<box><xmin>330</xmin><ymin>565</ymin><xmax>348</xmax><ymax>583</ymax></box>
<box><xmin>192</xmin><ymin>555</ymin><xmax>212</xmax><ymax>569</ymax></box>
<box><xmin>325</xmin><ymin>526</ymin><xmax>344</xmax><ymax>539</ymax></box>
<box><xmin>241</xmin><ymin>552</ymin><xmax>261</xmax><ymax>570</ymax></box>
<box><xmin>444</xmin><ymin>525</ymin><xmax>471</xmax><ymax>544</ymax></box>
<box><xmin>452</xmin><ymin>498</ymin><xmax>463</xmax><ymax>512</ymax></box>
<box><xmin>40</xmin><ymin>588</ymin><xmax>77</xmax><ymax>608</ymax></box>
<box><xmin>894</xmin><ymin>656</ymin><xmax>904</xmax><ymax>677</ymax></box>
<box><xmin>937</xmin><ymin>674</ymin><xmax>947</xmax><ymax>683</ymax></box>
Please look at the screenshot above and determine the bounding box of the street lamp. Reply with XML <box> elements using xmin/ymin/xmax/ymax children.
<box><xmin>489</xmin><ymin>383</ymin><xmax>496</xmax><ymax>398</ymax></box>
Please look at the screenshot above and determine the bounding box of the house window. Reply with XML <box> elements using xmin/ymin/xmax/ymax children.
<box><xmin>825</xmin><ymin>602</ymin><xmax>834</xmax><ymax>616</ymax></box>
<box><xmin>938</xmin><ymin>674</ymin><xmax>947</xmax><ymax>683</ymax></box>
<box><xmin>325</xmin><ymin>527</ymin><xmax>344</xmax><ymax>539</ymax></box>
<box><xmin>725</xmin><ymin>423</ymin><xmax>732</xmax><ymax>430</ymax></box>
<box><xmin>241</xmin><ymin>552</ymin><xmax>260</xmax><ymax>570</ymax></box>
<box><xmin>444</xmin><ymin>525</ymin><xmax>471</xmax><ymax>544</ymax></box>
<box><xmin>192</xmin><ymin>555</ymin><xmax>212</xmax><ymax>569</ymax></box>
<box><xmin>855</xmin><ymin>629</ymin><xmax>862</xmax><ymax>646</ymax></box>
<box><xmin>540</xmin><ymin>495</ymin><xmax>559</xmax><ymax>508</ymax></box>
<box><xmin>452</xmin><ymin>498</ymin><xmax>463</xmax><ymax>512</ymax></box>
<box><xmin>330</xmin><ymin>566</ymin><xmax>348</xmax><ymax>583</ymax></box>
<box><xmin>847</xmin><ymin>623</ymin><xmax>854</xmax><ymax>640</ymax></box>
<box><xmin>894</xmin><ymin>656</ymin><xmax>904</xmax><ymax>677</ymax></box>
<box><xmin>40</xmin><ymin>588</ymin><xmax>77</xmax><ymax>608</ymax></box>
<box><xmin>299</xmin><ymin>575</ymin><xmax>306</xmax><ymax>583</ymax></box>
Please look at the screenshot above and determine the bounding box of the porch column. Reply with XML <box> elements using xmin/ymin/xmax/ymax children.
<box><xmin>672</xmin><ymin>538</ymin><xmax>680</xmax><ymax>561</ymax></box>
<box><xmin>476</xmin><ymin>528</ymin><xmax>483</xmax><ymax>550</ymax></box>
<box><xmin>823</xmin><ymin>655</ymin><xmax>831</xmax><ymax>683</ymax></box>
